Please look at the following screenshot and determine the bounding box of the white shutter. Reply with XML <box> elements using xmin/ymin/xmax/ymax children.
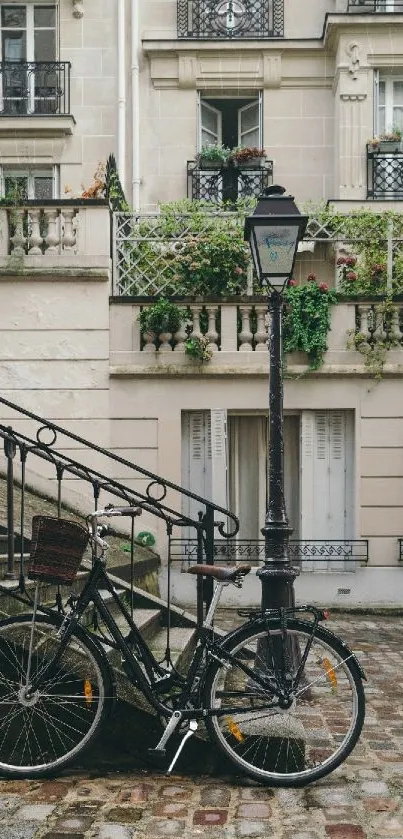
<box><xmin>238</xmin><ymin>100</ymin><xmax>260</xmax><ymax>148</ymax></box>
<box><xmin>199</xmin><ymin>99</ymin><xmax>222</xmax><ymax>149</ymax></box>
<box><xmin>300</xmin><ymin>411</ymin><xmax>354</xmax><ymax>571</ymax></box>
<box><xmin>210</xmin><ymin>409</ymin><xmax>228</xmax><ymax>512</ymax></box>
<box><xmin>181</xmin><ymin>411</ymin><xmax>212</xmax><ymax>532</ymax></box>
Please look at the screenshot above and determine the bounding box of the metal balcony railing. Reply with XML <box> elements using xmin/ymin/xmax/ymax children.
<box><xmin>348</xmin><ymin>1</ymin><xmax>403</xmax><ymax>10</ymax></box>
<box><xmin>171</xmin><ymin>539</ymin><xmax>369</xmax><ymax>571</ymax></box>
<box><xmin>0</xmin><ymin>61</ymin><xmax>71</xmax><ymax>116</ymax></box>
<box><xmin>177</xmin><ymin>0</ymin><xmax>284</xmax><ymax>38</ymax></box>
<box><xmin>187</xmin><ymin>159</ymin><xmax>273</xmax><ymax>203</ymax></box>
<box><xmin>367</xmin><ymin>144</ymin><xmax>403</xmax><ymax>199</ymax></box>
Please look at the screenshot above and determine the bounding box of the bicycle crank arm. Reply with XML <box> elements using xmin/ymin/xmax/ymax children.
<box><xmin>166</xmin><ymin>720</ymin><xmax>198</xmax><ymax>775</ymax></box>
<box><xmin>148</xmin><ymin>709</ymin><xmax>183</xmax><ymax>759</ymax></box>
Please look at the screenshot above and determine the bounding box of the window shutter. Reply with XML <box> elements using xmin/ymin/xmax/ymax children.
<box><xmin>238</xmin><ymin>100</ymin><xmax>260</xmax><ymax>148</ymax></box>
<box><xmin>210</xmin><ymin>409</ymin><xmax>228</xmax><ymax>516</ymax></box>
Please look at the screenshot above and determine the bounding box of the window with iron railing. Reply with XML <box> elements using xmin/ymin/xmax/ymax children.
<box><xmin>177</xmin><ymin>0</ymin><xmax>284</xmax><ymax>39</ymax></box>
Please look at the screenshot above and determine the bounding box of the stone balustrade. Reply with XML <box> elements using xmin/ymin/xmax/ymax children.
<box><xmin>110</xmin><ymin>298</ymin><xmax>403</xmax><ymax>374</ymax></box>
<box><xmin>0</xmin><ymin>199</ymin><xmax>110</xmax><ymax>275</ymax></box>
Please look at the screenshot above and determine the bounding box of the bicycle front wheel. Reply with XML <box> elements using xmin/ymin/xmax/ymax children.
<box><xmin>0</xmin><ymin>613</ymin><xmax>113</xmax><ymax>778</ymax></box>
<box><xmin>204</xmin><ymin>618</ymin><xmax>365</xmax><ymax>787</ymax></box>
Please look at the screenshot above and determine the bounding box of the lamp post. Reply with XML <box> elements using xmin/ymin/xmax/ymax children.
<box><xmin>244</xmin><ymin>186</ymin><xmax>308</xmax><ymax>612</ymax></box>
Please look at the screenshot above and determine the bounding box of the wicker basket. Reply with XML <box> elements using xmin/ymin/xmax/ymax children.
<box><xmin>27</xmin><ymin>515</ymin><xmax>90</xmax><ymax>585</ymax></box>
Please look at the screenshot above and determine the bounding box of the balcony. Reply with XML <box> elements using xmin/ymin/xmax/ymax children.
<box><xmin>367</xmin><ymin>144</ymin><xmax>403</xmax><ymax>199</ymax></box>
<box><xmin>347</xmin><ymin>1</ymin><xmax>403</xmax><ymax>10</ymax></box>
<box><xmin>187</xmin><ymin>159</ymin><xmax>273</xmax><ymax>203</ymax></box>
<box><xmin>177</xmin><ymin>0</ymin><xmax>284</xmax><ymax>38</ymax></box>
<box><xmin>0</xmin><ymin>199</ymin><xmax>109</xmax><ymax>276</ymax></box>
<box><xmin>0</xmin><ymin>61</ymin><xmax>74</xmax><ymax>137</ymax></box>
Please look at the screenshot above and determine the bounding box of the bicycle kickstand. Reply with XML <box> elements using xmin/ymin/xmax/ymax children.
<box><xmin>167</xmin><ymin>720</ymin><xmax>198</xmax><ymax>775</ymax></box>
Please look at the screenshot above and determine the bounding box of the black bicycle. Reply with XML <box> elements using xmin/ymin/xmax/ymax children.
<box><xmin>0</xmin><ymin>506</ymin><xmax>366</xmax><ymax>786</ymax></box>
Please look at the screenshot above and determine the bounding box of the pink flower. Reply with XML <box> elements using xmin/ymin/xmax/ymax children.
<box><xmin>336</xmin><ymin>257</ymin><xmax>346</xmax><ymax>266</ymax></box>
<box><xmin>288</xmin><ymin>279</ymin><xmax>297</xmax><ymax>287</ymax></box>
<box><xmin>346</xmin><ymin>271</ymin><xmax>357</xmax><ymax>281</ymax></box>
<box><xmin>307</xmin><ymin>273</ymin><xmax>316</xmax><ymax>282</ymax></box>
<box><xmin>234</xmin><ymin>266</ymin><xmax>244</xmax><ymax>275</ymax></box>
<box><xmin>345</xmin><ymin>256</ymin><xmax>357</xmax><ymax>267</ymax></box>
<box><xmin>319</xmin><ymin>282</ymin><xmax>328</xmax><ymax>292</ymax></box>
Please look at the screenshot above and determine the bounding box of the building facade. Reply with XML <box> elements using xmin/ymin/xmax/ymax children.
<box><xmin>1</xmin><ymin>0</ymin><xmax>403</xmax><ymax>607</ymax></box>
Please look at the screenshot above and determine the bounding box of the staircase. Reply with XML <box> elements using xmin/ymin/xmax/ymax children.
<box><xmin>0</xmin><ymin>395</ymin><xmax>239</xmax><ymax>773</ymax></box>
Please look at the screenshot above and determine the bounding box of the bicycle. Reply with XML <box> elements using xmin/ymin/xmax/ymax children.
<box><xmin>0</xmin><ymin>506</ymin><xmax>366</xmax><ymax>786</ymax></box>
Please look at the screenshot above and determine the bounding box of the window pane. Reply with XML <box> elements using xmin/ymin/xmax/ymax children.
<box><xmin>3</xmin><ymin>32</ymin><xmax>26</xmax><ymax>60</ymax></box>
<box><xmin>4</xmin><ymin>177</ymin><xmax>28</xmax><ymax>201</ymax></box>
<box><xmin>34</xmin><ymin>176</ymin><xmax>53</xmax><ymax>200</ymax></box>
<box><xmin>378</xmin><ymin>81</ymin><xmax>385</xmax><ymax>107</ymax></box>
<box><xmin>34</xmin><ymin>7</ymin><xmax>56</xmax><ymax>28</ymax></box>
<box><xmin>1</xmin><ymin>7</ymin><xmax>26</xmax><ymax>27</ymax></box>
<box><xmin>34</xmin><ymin>30</ymin><xmax>56</xmax><ymax>62</ymax></box>
<box><xmin>240</xmin><ymin>103</ymin><xmax>259</xmax><ymax>134</ymax></box>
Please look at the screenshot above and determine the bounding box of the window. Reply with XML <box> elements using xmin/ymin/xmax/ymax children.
<box><xmin>1</xmin><ymin>165</ymin><xmax>57</xmax><ymax>199</ymax></box>
<box><xmin>199</xmin><ymin>94</ymin><xmax>262</xmax><ymax>152</ymax></box>
<box><xmin>376</xmin><ymin>75</ymin><xmax>403</xmax><ymax>135</ymax></box>
<box><xmin>0</xmin><ymin>4</ymin><xmax>57</xmax><ymax>114</ymax></box>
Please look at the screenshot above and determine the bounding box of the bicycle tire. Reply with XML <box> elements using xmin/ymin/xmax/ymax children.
<box><xmin>0</xmin><ymin>613</ymin><xmax>113</xmax><ymax>778</ymax></box>
<box><xmin>204</xmin><ymin>617</ymin><xmax>365</xmax><ymax>787</ymax></box>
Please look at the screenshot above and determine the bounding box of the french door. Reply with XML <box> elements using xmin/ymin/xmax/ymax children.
<box><xmin>0</xmin><ymin>4</ymin><xmax>57</xmax><ymax>114</ymax></box>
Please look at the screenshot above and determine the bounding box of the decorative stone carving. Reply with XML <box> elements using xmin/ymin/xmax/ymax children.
<box><xmin>346</xmin><ymin>41</ymin><xmax>360</xmax><ymax>80</ymax></box>
<box><xmin>178</xmin><ymin>55</ymin><xmax>197</xmax><ymax>89</ymax></box>
<box><xmin>72</xmin><ymin>0</ymin><xmax>84</xmax><ymax>18</ymax></box>
<box><xmin>262</xmin><ymin>53</ymin><xmax>281</xmax><ymax>88</ymax></box>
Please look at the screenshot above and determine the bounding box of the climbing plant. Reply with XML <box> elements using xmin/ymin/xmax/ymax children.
<box><xmin>283</xmin><ymin>276</ymin><xmax>338</xmax><ymax>370</ymax></box>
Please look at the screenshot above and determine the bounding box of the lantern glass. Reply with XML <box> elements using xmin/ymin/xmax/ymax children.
<box><xmin>251</xmin><ymin>222</ymin><xmax>300</xmax><ymax>280</ymax></box>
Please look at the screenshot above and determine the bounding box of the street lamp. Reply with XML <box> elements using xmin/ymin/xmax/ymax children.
<box><xmin>244</xmin><ymin>185</ymin><xmax>308</xmax><ymax>612</ymax></box>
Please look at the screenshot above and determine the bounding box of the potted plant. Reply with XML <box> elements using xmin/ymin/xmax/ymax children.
<box><xmin>196</xmin><ymin>144</ymin><xmax>230</xmax><ymax>169</ymax></box>
<box><xmin>229</xmin><ymin>146</ymin><xmax>267</xmax><ymax>167</ymax></box>
<box><xmin>369</xmin><ymin>128</ymin><xmax>402</xmax><ymax>153</ymax></box>
<box><xmin>139</xmin><ymin>299</ymin><xmax>184</xmax><ymax>337</ymax></box>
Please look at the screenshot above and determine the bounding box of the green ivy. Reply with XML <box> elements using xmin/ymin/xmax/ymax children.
<box><xmin>138</xmin><ymin>299</ymin><xmax>184</xmax><ymax>335</ymax></box>
<box><xmin>283</xmin><ymin>280</ymin><xmax>338</xmax><ymax>370</ymax></box>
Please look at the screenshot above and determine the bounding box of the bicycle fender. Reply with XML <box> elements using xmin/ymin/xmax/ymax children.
<box><xmin>215</xmin><ymin>616</ymin><xmax>367</xmax><ymax>682</ymax></box>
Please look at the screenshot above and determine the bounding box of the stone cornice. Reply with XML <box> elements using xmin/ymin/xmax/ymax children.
<box><xmin>145</xmin><ymin>44</ymin><xmax>333</xmax><ymax>91</ymax></box>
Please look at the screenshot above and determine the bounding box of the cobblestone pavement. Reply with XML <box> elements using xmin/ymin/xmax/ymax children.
<box><xmin>0</xmin><ymin>613</ymin><xmax>403</xmax><ymax>839</ymax></box>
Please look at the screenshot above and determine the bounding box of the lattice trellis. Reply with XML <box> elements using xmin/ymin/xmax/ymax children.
<box><xmin>113</xmin><ymin>210</ymin><xmax>403</xmax><ymax>297</ymax></box>
<box><xmin>113</xmin><ymin>211</ymin><xmax>248</xmax><ymax>296</ymax></box>
<box><xmin>177</xmin><ymin>0</ymin><xmax>284</xmax><ymax>38</ymax></box>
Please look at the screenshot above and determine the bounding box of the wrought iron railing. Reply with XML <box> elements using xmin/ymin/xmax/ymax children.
<box><xmin>398</xmin><ymin>539</ymin><xmax>403</xmax><ymax>561</ymax></box>
<box><xmin>367</xmin><ymin>145</ymin><xmax>403</xmax><ymax>199</ymax></box>
<box><xmin>171</xmin><ymin>539</ymin><xmax>369</xmax><ymax>570</ymax></box>
<box><xmin>177</xmin><ymin>0</ymin><xmax>284</xmax><ymax>38</ymax></box>
<box><xmin>0</xmin><ymin>396</ymin><xmax>238</xmax><ymax>613</ymax></box>
<box><xmin>348</xmin><ymin>1</ymin><xmax>403</xmax><ymax>11</ymax></box>
<box><xmin>187</xmin><ymin>160</ymin><xmax>273</xmax><ymax>203</ymax></box>
<box><xmin>0</xmin><ymin>61</ymin><xmax>71</xmax><ymax>116</ymax></box>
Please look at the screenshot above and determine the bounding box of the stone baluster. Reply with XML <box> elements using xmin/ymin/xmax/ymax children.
<box><xmin>61</xmin><ymin>207</ymin><xmax>77</xmax><ymax>251</ymax></box>
<box><xmin>357</xmin><ymin>305</ymin><xmax>371</xmax><ymax>342</ymax></box>
<box><xmin>158</xmin><ymin>330</ymin><xmax>173</xmax><ymax>352</ymax></box>
<box><xmin>254</xmin><ymin>305</ymin><xmax>268</xmax><ymax>352</ymax></box>
<box><xmin>44</xmin><ymin>208</ymin><xmax>61</xmax><ymax>252</ymax></box>
<box><xmin>189</xmin><ymin>305</ymin><xmax>203</xmax><ymax>340</ymax></box>
<box><xmin>390</xmin><ymin>304</ymin><xmax>403</xmax><ymax>345</ymax></box>
<box><xmin>238</xmin><ymin>305</ymin><xmax>253</xmax><ymax>351</ymax></box>
<box><xmin>9</xmin><ymin>208</ymin><xmax>26</xmax><ymax>254</ymax></box>
<box><xmin>142</xmin><ymin>330</ymin><xmax>156</xmax><ymax>353</ymax></box>
<box><xmin>205</xmin><ymin>305</ymin><xmax>219</xmax><ymax>352</ymax></box>
<box><xmin>27</xmin><ymin>208</ymin><xmax>43</xmax><ymax>255</ymax></box>
<box><xmin>173</xmin><ymin>315</ymin><xmax>188</xmax><ymax>352</ymax></box>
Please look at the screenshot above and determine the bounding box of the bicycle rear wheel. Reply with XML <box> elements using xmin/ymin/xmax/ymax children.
<box><xmin>204</xmin><ymin>618</ymin><xmax>365</xmax><ymax>787</ymax></box>
<box><xmin>0</xmin><ymin>613</ymin><xmax>113</xmax><ymax>778</ymax></box>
